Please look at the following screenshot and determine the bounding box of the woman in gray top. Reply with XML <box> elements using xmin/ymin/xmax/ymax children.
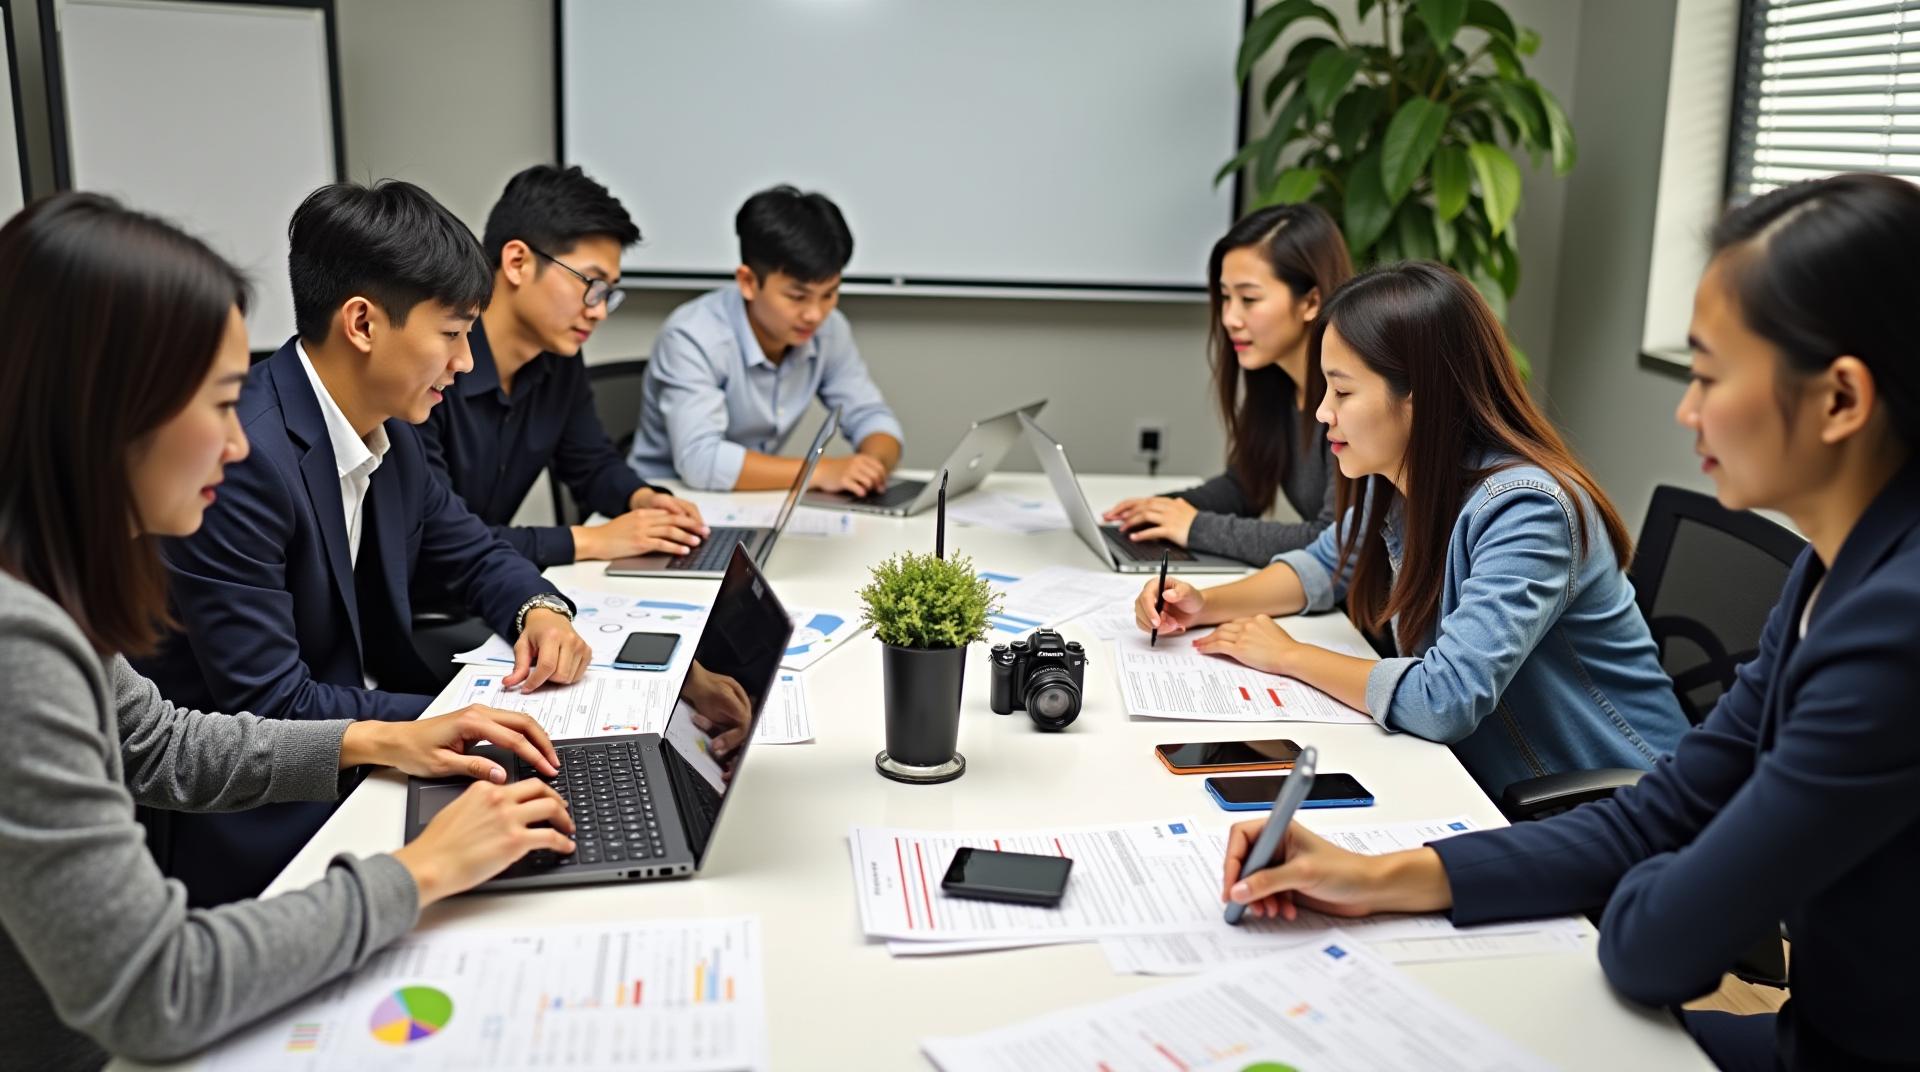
<box><xmin>0</xmin><ymin>194</ymin><xmax>579</xmax><ymax>1070</ymax></box>
<box><xmin>1105</xmin><ymin>204</ymin><xmax>1353</xmax><ymax>565</ymax></box>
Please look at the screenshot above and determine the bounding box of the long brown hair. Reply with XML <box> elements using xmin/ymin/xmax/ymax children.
<box><xmin>0</xmin><ymin>193</ymin><xmax>249</xmax><ymax>655</ymax></box>
<box><xmin>1319</xmin><ymin>262</ymin><xmax>1631</xmax><ymax>649</ymax></box>
<box><xmin>1208</xmin><ymin>203</ymin><xmax>1353</xmax><ymax>514</ymax></box>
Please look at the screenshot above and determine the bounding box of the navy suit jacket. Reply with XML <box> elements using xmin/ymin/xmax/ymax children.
<box><xmin>136</xmin><ymin>339</ymin><xmax>564</xmax><ymax>905</ymax></box>
<box><xmin>1431</xmin><ymin>460</ymin><xmax>1920</xmax><ymax>1068</ymax></box>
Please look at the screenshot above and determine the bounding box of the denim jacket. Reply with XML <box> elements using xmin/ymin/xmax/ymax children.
<box><xmin>1274</xmin><ymin>455</ymin><xmax>1688</xmax><ymax>796</ymax></box>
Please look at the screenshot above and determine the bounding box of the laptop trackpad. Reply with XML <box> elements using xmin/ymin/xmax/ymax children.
<box><xmin>415</xmin><ymin>782</ymin><xmax>466</xmax><ymax>825</ymax></box>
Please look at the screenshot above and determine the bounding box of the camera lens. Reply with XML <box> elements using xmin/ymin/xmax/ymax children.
<box><xmin>1023</xmin><ymin>664</ymin><xmax>1081</xmax><ymax>731</ymax></box>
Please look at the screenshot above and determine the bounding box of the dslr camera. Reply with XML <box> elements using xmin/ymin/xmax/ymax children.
<box><xmin>988</xmin><ymin>629</ymin><xmax>1088</xmax><ymax>731</ymax></box>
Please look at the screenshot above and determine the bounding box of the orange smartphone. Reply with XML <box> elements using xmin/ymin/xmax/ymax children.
<box><xmin>1155</xmin><ymin>739</ymin><xmax>1302</xmax><ymax>775</ymax></box>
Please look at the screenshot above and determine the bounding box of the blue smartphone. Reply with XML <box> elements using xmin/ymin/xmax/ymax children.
<box><xmin>612</xmin><ymin>631</ymin><xmax>680</xmax><ymax>671</ymax></box>
<box><xmin>1206</xmin><ymin>772</ymin><xmax>1374</xmax><ymax>811</ymax></box>
<box><xmin>1223</xmin><ymin>746</ymin><xmax>1316</xmax><ymax>924</ymax></box>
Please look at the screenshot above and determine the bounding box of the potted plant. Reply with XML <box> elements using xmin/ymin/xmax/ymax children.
<box><xmin>858</xmin><ymin>550</ymin><xmax>1000</xmax><ymax>784</ymax></box>
<box><xmin>1225</xmin><ymin>0</ymin><xmax>1574</xmax><ymax>373</ymax></box>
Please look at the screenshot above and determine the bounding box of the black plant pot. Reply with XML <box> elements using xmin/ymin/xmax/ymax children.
<box><xmin>875</xmin><ymin>642</ymin><xmax>968</xmax><ymax>784</ymax></box>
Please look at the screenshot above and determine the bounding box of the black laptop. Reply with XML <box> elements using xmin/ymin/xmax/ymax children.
<box><xmin>402</xmin><ymin>545</ymin><xmax>794</xmax><ymax>890</ymax></box>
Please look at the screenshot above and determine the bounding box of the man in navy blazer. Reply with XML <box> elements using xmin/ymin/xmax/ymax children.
<box><xmin>137</xmin><ymin>180</ymin><xmax>591</xmax><ymax>906</ymax></box>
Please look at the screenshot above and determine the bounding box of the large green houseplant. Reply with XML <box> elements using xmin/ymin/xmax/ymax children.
<box><xmin>1224</xmin><ymin>0</ymin><xmax>1573</xmax><ymax>348</ymax></box>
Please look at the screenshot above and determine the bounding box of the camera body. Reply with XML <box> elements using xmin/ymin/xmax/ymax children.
<box><xmin>988</xmin><ymin>628</ymin><xmax>1088</xmax><ymax>731</ymax></box>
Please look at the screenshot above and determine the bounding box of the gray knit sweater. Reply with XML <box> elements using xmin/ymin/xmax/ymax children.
<box><xmin>0</xmin><ymin>571</ymin><xmax>419</xmax><ymax>1071</ymax></box>
<box><xmin>1173</xmin><ymin>424</ymin><xmax>1338</xmax><ymax>565</ymax></box>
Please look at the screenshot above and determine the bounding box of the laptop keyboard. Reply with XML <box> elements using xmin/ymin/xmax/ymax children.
<box><xmin>516</xmin><ymin>739</ymin><xmax>668</xmax><ymax>871</ymax></box>
<box><xmin>1103</xmin><ymin>526</ymin><xmax>1197</xmax><ymax>563</ymax></box>
<box><xmin>668</xmin><ymin>527</ymin><xmax>757</xmax><ymax>571</ymax></box>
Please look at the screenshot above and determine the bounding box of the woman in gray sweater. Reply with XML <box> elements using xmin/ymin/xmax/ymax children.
<box><xmin>1105</xmin><ymin>204</ymin><xmax>1353</xmax><ymax>565</ymax></box>
<box><xmin>0</xmin><ymin>194</ymin><xmax>579</xmax><ymax>1070</ymax></box>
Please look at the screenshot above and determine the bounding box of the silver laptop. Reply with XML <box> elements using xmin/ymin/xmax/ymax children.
<box><xmin>801</xmin><ymin>399</ymin><xmax>1047</xmax><ymax>516</ymax></box>
<box><xmin>402</xmin><ymin>545</ymin><xmax>793</xmax><ymax>890</ymax></box>
<box><xmin>607</xmin><ymin>408</ymin><xmax>839</xmax><ymax>578</ymax></box>
<box><xmin>1020</xmin><ymin>413</ymin><xmax>1244</xmax><ymax>574</ymax></box>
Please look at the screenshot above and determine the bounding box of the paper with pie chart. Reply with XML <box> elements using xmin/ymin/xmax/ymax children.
<box><xmin>201</xmin><ymin>916</ymin><xmax>768</xmax><ymax>1071</ymax></box>
<box><xmin>780</xmin><ymin>606</ymin><xmax>862</xmax><ymax>670</ymax></box>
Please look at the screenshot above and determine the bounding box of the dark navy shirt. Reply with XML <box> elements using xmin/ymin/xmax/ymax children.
<box><xmin>419</xmin><ymin>318</ymin><xmax>660</xmax><ymax>571</ymax></box>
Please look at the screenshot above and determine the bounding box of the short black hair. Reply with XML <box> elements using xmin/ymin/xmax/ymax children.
<box><xmin>736</xmin><ymin>184</ymin><xmax>853</xmax><ymax>284</ymax></box>
<box><xmin>288</xmin><ymin>179</ymin><xmax>492</xmax><ymax>343</ymax></box>
<box><xmin>481</xmin><ymin>164</ymin><xmax>641</xmax><ymax>270</ymax></box>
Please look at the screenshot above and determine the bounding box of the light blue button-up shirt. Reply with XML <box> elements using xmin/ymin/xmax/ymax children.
<box><xmin>628</xmin><ymin>286</ymin><xmax>904</xmax><ymax>490</ymax></box>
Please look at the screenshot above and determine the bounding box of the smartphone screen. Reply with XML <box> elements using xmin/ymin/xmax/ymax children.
<box><xmin>1208</xmin><ymin>772</ymin><xmax>1373</xmax><ymax>806</ymax></box>
<box><xmin>1156</xmin><ymin>739</ymin><xmax>1302</xmax><ymax>772</ymax></box>
<box><xmin>941</xmin><ymin>848</ymin><xmax>1073</xmax><ymax>904</ymax></box>
<box><xmin>614</xmin><ymin>631</ymin><xmax>681</xmax><ymax>670</ymax></box>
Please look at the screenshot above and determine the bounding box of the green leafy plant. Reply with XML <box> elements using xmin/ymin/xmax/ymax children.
<box><xmin>1224</xmin><ymin>0</ymin><xmax>1573</xmax><ymax>340</ymax></box>
<box><xmin>857</xmin><ymin>552</ymin><xmax>1001</xmax><ymax>650</ymax></box>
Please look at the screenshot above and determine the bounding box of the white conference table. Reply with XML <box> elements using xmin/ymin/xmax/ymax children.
<box><xmin>128</xmin><ymin>472</ymin><xmax>1709</xmax><ymax>1071</ymax></box>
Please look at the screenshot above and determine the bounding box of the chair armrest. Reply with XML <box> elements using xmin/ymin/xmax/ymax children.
<box><xmin>1499</xmin><ymin>768</ymin><xmax>1647</xmax><ymax>822</ymax></box>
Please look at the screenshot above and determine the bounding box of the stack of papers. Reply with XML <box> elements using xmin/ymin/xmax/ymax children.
<box><xmin>203</xmin><ymin>917</ymin><xmax>769</xmax><ymax>1072</ymax></box>
<box><xmin>678</xmin><ymin>493</ymin><xmax>855</xmax><ymax>537</ymax></box>
<box><xmin>978</xmin><ymin>566</ymin><xmax>1143</xmax><ymax>638</ymax></box>
<box><xmin>921</xmin><ymin>928</ymin><xmax>1555</xmax><ymax>1072</ymax></box>
<box><xmin>455</xmin><ymin>664</ymin><xmax>814</xmax><ymax>745</ymax></box>
<box><xmin>947</xmin><ymin>491</ymin><xmax>1072</xmax><ymax>534</ymax></box>
<box><xmin>780</xmin><ymin>606</ymin><xmax>862</xmax><ymax>670</ymax></box>
<box><xmin>1113</xmin><ymin>632</ymin><xmax>1375</xmax><ymax>725</ymax></box>
<box><xmin>852</xmin><ymin>817</ymin><xmax>1588</xmax><ymax>969</ymax></box>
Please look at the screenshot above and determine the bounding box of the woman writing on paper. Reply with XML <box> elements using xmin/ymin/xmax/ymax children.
<box><xmin>0</xmin><ymin>193</ymin><xmax>579</xmax><ymax>1071</ymax></box>
<box><xmin>1217</xmin><ymin>174</ymin><xmax>1920</xmax><ymax>1070</ymax></box>
<box><xmin>1104</xmin><ymin>203</ymin><xmax>1352</xmax><ymax>564</ymax></box>
<box><xmin>1136</xmin><ymin>261</ymin><xmax>1688</xmax><ymax>799</ymax></box>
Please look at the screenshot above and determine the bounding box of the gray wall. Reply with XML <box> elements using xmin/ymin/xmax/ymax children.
<box><xmin>1541</xmin><ymin>0</ymin><xmax>1713</xmax><ymax>532</ymax></box>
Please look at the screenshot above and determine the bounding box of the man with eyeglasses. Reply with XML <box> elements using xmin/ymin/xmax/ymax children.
<box><xmin>418</xmin><ymin>165</ymin><xmax>708</xmax><ymax>586</ymax></box>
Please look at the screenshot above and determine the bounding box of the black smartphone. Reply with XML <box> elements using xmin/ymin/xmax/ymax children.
<box><xmin>612</xmin><ymin>630</ymin><xmax>681</xmax><ymax>671</ymax></box>
<box><xmin>940</xmin><ymin>848</ymin><xmax>1074</xmax><ymax>907</ymax></box>
<box><xmin>1205</xmin><ymin>772</ymin><xmax>1375</xmax><ymax>810</ymax></box>
<box><xmin>1156</xmin><ymin>739</ymin><xmax>1302</xmax><ymax>775</ymax></box>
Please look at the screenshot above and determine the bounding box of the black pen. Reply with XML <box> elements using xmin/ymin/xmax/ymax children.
<box><xmin>1150</xmin><ymin>547</ymin><xmax>1170</xmax><ymax>647</ymax></box>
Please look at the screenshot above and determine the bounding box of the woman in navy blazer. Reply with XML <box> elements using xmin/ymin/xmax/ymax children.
<box><xmin>1219</xmin><ymin>173</ymin><xmax>1920</xmax><ymax>1071</ymax></box>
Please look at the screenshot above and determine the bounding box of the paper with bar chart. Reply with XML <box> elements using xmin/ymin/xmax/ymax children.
<box><xmin>1113</xmin><ymin>633</ymin><xmax>1375</xmax><ymax>724</ymax></box>
<box><xmin>921</xmin><ymin>929</ymin><xmax>1553</xmax><ymax>1072</ymax></box>
<box><xmin>200</xmin><ymin>917</ymin><xmax>767</xmax><ymax>1071</ymax></box>
<box><xmin>450</xmin><ymin>664</ymin><xmax>811</xmax><ymax>746</ymax></box>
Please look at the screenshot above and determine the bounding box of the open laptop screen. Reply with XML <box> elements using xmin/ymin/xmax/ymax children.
<box><xmin>659</xmin><ymin>545</ymin><xmax>794</xmax><ymax>865</ymax></box>
<box><xmin>764</xmin><ymin>407</ymin><xmax>840</xmax><ymax>541</ymax></box>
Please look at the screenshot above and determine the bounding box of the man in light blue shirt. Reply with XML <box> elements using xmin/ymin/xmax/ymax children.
<box><xmin>629</xmin><ymin>186</ymin><xmax>904</xmax><ymax>492</ymax></box>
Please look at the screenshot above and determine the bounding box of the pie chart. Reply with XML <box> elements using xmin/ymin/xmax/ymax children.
<box><xmin>368</xmin><ymin>986</ymin><xmax>453</xmax><ymax>1045</ymax></box>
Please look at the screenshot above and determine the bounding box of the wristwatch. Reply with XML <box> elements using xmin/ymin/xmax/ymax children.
<box><xmin>515</xmin><ymin>593</ymin><xmax>575</xmax><ymax>637</ymax></box>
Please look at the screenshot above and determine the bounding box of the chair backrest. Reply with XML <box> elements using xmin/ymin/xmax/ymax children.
<box><xmin>1629</xmin><ymin>485</ymin><xmax>1806</xmax><ymax>725</ymax></box>
<box><xmin>550</xmin><ymin>358</ymin><xmax>650</xmax><ymax>526</ymax></box>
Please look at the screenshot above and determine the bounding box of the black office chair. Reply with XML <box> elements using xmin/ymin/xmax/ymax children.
<box><xmin>549</xmin><ymin>358</ymin><xmax>650</xmax><ymax>525</ymax></box>
<box><xmin>1499</xmin><ymin>485</ymin><xmax>1804</xmax><ymax>987</ymax></box>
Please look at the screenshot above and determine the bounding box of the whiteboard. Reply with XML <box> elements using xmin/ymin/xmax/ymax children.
<box><xmin>0</xmin><ymin>2</ymin><xmax>25</xmax><ymax>220</ymax></box>
<box><xmin>558</xmin><ymin>0</ymin><xmax>1242</xmax><ymax>293</ymax></box>
<box><xmin>53</xmin><ymin>0</ymin><xmax>337</xmax><ymax>349</ymax></box>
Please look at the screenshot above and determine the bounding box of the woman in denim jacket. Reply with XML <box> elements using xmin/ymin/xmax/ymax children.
<box><xmin>1138</xmin><ymin>261</ymin><xmax>1688</xmax><ymax>798</ymax></box>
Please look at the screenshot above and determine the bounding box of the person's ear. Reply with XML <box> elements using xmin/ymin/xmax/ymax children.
<box><xmin>734</xmin><ymin>264</ymin><xmax>758</xmax><ymax>302</ymax></box>
<box><xmin>339</xmin><ymin>297</ymin><xmax>377</xmax><ymax>355</ymax></box>
<box><xmin>499</xmin><ymin>239</ymin><xmax>534</xmax><ymax>289</ymax></box>
<box><xmin>1818</xmin><ymin>356</ymin><xmax>1878</xmax><ymax>446</ymax></box>
<box><xmin>1299</xmin><ymin>287</ymin><xmax>1322</xmax><ymax>323</ymax></box>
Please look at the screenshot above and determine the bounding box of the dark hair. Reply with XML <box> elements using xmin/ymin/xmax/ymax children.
<box><xmin>288</xmin><ymin>179</ymin><xmax>491</xmax><ymax>343</ymax></box>
<box><xmin>736</xmin><ymin>184</ymin><xmax>853</xmax><ymax>283</ymax></box>
<box><xmin>1709</xmin><ymin>172</ymin><xmax>1920</xmax><ymax>448</ymax></box>
<box><xmin>0</xmin><ymin>193</ymin><xmax>249</xmax><ymax>655</ymax></box>
<box><xmin>1208</xmin><ymin>203</ymin><xmax>1354</xmax><ymax>514</ymax></box>
<box><xmin>1318</xmin><ymin>262</ymin><xmax>1631</xmax><ymax>650</ymax></box>
<box><xmin>481</xmin><ymin>164</ymin><xmax>641</xmax><ymax>270</ymax></box>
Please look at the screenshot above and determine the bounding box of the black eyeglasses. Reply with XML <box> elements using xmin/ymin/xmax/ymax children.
<box><xmin>529</xmin><ymin>245</ymin><xmax>625</xmax><ymax>312</ymax></box>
